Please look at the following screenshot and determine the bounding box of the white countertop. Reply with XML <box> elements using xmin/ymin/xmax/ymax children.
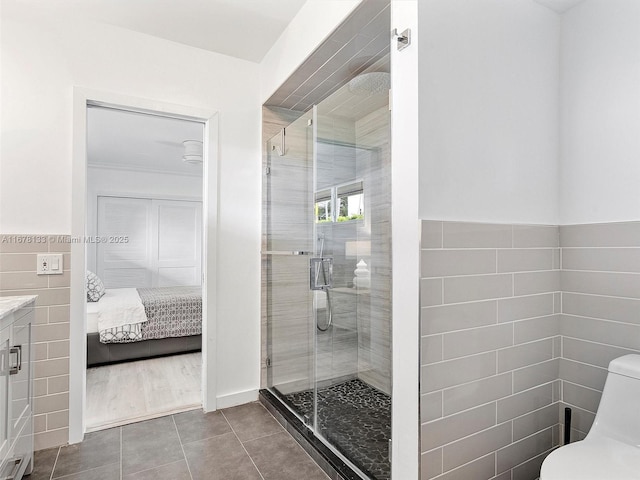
<box><xmin>0</xmin><ymin>295</ymin><xmax>37</xmax><ymax>320</ymax></box>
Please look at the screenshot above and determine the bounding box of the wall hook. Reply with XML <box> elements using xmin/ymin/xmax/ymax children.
<box><xmin>393</xmin><ymin>28</ymin><xmax>411</xmax><ymax>51</ymax></box>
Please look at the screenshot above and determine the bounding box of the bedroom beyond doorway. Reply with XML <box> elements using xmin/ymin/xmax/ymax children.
<box><xmin>84</xmin><ymin>105</ymin><xmax>206</xmax><ymax>431</ymax></box>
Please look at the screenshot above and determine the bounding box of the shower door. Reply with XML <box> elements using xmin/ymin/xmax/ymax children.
<box><xmin>264</xmin><ymin>110</ymin><xmax>316</xmax><ymax>422</ymax></box>
<box><xmin>312</xmin><ymin>92</ymin><xmax>392</xmax><ymax>480</ymax></box>
<box><xmin>265</xmin><ymin>82</ymin><xmax>392</xmax><ymax>480</ymax></box>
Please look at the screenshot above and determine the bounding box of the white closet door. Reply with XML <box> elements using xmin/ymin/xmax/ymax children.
<box><xmin>97</xmin><ymin>197</ymin><xmax>153</xmax><ymax>288</ymax></box>
<box><xmin>152</xmin><ymin>200</ymin><xmax>202</xmax><ymax>287</ymax></box>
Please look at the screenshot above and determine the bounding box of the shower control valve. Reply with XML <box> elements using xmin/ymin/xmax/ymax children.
<box><xmin>310</xmin><ymin>257</ymin><xmax>333</xmax><ymax>291</ymax></box>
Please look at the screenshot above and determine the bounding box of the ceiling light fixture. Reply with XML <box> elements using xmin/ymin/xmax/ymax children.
<box><xmin>182</xmin><ymin>140</ymin><xmax>203</xmax><ymax>165</ymax></box>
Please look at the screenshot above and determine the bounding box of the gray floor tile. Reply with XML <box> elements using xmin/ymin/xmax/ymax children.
<box><xmin>52</xmin><ymin>428</ymin><xmax>120</xmax><ymax>478</ymax></box>
<box><xmin>221</xmin><ymin>402</ymin><xmax>283</xmax><ymax>442</ymax></box>
<box><xmin>38</xmin><ymin>407</ymin><xmax>332</xmax><ymax>480</ymax></box>
<box><xmin>244</xmin><ymin>431</ymin><xmax>330</xmax><ymax>480</ymax></box>
<box><xmin>28</xmin><ymin>447</ymin><xmax>59</xmax><ymax>480</ymax></box>
<box><xmin>54</xmin><ymin>463</ymin><xmax>120</xmax><ymax>480</ymax></box>
<box><xmin>173</xmin><ymin>409</ymin><xmax>231</xmax><ymax>445</ymax></box>
<box><xmin>183</xmin><ymin>431</ymin><xmax>261</xmax><ymax>480</ymax></box>
<box><xmin>121</xmin><ymin>416</ymin><xmax>184</xmax><ymax>476</ymax></box>
<box><xmin>123</xmin><ymin>459</ymin><xmax>191</xmax><ymax>480</ymax></box>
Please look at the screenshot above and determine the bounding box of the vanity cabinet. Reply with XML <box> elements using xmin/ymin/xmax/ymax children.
<box><xmin>0</xmin><ymin>297</ymin><xmax>35</xmax><ymax>480</ymax></box>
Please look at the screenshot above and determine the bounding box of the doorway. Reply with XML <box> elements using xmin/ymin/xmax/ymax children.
<box><xmin>70</xmin><ymin>89</ymin><xmax>219</xmax><ymax>443</ymax></box>
<box><xmin>83</xmin><ymin>105</ymin><xmax>205</xmax><ymax>431</ymax></box>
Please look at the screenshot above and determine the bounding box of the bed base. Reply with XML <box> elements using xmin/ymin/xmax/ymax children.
<box><xmin>87</xmin><ymin>332</ymin><xmax>201</xmax><ymax>367</ymax></box>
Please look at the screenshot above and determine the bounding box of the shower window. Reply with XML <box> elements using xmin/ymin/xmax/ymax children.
<box><xmin>337</xmin><ymin>181</ymin><xmax>364</xmax><ymax>222</ymax></box>
<box><xmin>314</xmin><ymin>181</ymin><xmax>364</xmax><ymax>223</ymax></box>
<box><xmin>315</xmin><ymin>189</ymin><xmax>332</xmax><ymax>223</ymax></box>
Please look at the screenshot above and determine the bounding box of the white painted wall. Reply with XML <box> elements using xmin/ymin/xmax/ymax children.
<box><xmin>560</xmin><ymin>0</ymin><xmax>640</xmax><ymax>224</ymax></box>
<box><xmin>0</xmin><ymin>1</ymin><xmax>3</xmax><ymax>233</ymax></box>
<box><xmin>419</xmin><ymin>0</ymin><xmax>561</xmax><ymax>224</ymax></box>
<box><xmin>1</xmin><ymin>0</ymin><xmax>262</xmax><ymax>418</ymax></box>
<box><xmin>1</xmin><ymin>4</ymin><xmax>258</xmax><ymax>235</ymax></box>
<box><xmin>260</xmin><ymin>0</ymin><xmax>362</xmax><ymax>102</ymax></box>
<box><xmin>390</xmin><ymin>1</ymin><xmax>420</xmax><ymax>478</ymax></box>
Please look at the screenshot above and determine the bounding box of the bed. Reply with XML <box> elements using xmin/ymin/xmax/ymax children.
<box><xmin>86</xmin><ymin>286</ymin><xmax>202</xmax><ymax>367</ymax></box>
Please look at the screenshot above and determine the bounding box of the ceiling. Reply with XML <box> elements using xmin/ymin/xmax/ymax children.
<box><xmin>87</xmin><ymin>107</ymin><xmax>204</xmax><ymax>176</ymax></box>
<box><xmin>317</xmin><ymin>55</ymin><xmax>390</xmax><ymax>121</ymax></box>
<box><xmin>265</xmin><ymin>0</ymin><xmax>390</xmax><ymax>112</ymax></box>
<box><xmin>533</xmin><ymin>0</ymin><xmax>586</xmax><ymax>13</ymax></box>
<box><xmin>16</xmin><ymin>0</ymin><xmax>307</xmax><ymax>62</ymax></box>
<box><xmin>13</xmin><ymin>0</ymin><xmax>588</xmax><ymax>62</ymax></box>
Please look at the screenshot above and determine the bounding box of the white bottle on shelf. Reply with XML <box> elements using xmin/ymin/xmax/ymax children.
<box><xmin>352</xmin><ymin>259</ymin><xmax>371</xmax><ymax>289</ymax></box>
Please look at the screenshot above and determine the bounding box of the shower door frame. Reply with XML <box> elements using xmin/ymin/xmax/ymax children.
<box><xmin>264</xmin><ymin>108</ymin><xmax>317</xmax><ymax>420</ymax></box>
<box><xmin>264</xmin><ymin>105</ymin><xmax>384</xmax><ymax>480</ymax></box>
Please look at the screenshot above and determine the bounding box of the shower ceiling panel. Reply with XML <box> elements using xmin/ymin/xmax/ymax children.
<box><xmin>317</xmin><ymin>55</ymin><xmax>390</xmax><ymax>121</ymax></box>
<box><xmin>264</xmin><ymin>0</ymin><xmax>390</xmax><ymax>112</ymax></box>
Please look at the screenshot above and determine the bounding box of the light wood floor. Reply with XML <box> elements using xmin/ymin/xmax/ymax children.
<box><xmin>86</xmin><ymin>352</ymin><xmax>202</xmax><ymax>432</ymax></box>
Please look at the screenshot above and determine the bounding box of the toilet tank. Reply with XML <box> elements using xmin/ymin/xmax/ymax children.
<box><xmin>587</xmin><ymin>354</ymin><xmax>640</xmax><ymax>445</ymax></box>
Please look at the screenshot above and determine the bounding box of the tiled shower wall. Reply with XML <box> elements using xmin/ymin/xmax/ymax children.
<box><xmin>354</xmin><ymin>105</ymin><xmax>391</xmax><ymax>394</ymax></box>
<box><xmin>559</xmin><ymin>222</ymin><xmax>640</xmax><ymax>441</ymax></box>
<box><xmin>420</xmin><ymin>222</ymin><xmax>561</xmax><ymax>480</ymax></box>
<box><xmin>0</xmin><ymin>234</ymin><xmax>70</xmax><ymax>450</ymax></box>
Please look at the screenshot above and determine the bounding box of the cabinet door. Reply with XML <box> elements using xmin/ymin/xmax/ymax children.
<box><xmin>153</xmin><ymin>200</ymin><xmax>202</xmax><ymax>287</ymax></box>
<box><xmin>10</xmin><ymin>311</ymin><xmax>31</xmax><ymax>440</ymax></box>
<box><xmin>97</xmin><ymin>196</ymin><xmax>153</xmax><ymax>288</ymax></box>
<box><xmin>0</xmin><ymin>325</ymin><xmax>10</xmax><ymax>463</ymax></box>
<box><xmin>97</xmin><ymin>196</ymin><xmax>203</xmax><ymax>288</ymax></box>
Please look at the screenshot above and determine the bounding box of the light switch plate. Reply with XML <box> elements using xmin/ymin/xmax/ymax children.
<box><xmin>37</xmin><ymin>254</ymin><xmax>64</xmax><ymax>275</ymax></box>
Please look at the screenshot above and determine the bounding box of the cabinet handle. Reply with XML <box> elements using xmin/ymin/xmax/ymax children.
<box><xmin>1</xmin><ymin>455</ymin><xmax>23</xmax><ymax>480</ymax></box>
<box><xmin>9</xmin><ymin>346</ymin><xmax>21</xmax><ymax>375</ymax></box>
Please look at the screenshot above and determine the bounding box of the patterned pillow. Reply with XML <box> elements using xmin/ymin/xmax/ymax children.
<box><xmin>86</xmin><ymin>271</ymin><xmax>105</xmax><ymax>302</ymax></box>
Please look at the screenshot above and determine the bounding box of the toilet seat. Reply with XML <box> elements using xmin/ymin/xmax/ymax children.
<box><xmin>541</xmin><ymin>437</ymin><xmax>640</xmax><ymax>479</ymax></box>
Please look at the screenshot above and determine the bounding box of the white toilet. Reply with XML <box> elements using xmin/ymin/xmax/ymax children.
<box><xmin>540</xmin><ymin>354</ymin><xmax>640</xmax><ymax>479</ymax></box>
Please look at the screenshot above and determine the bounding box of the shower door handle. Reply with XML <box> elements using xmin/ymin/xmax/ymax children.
<box><xmin>310</xmin><ymin>257</ymin><xmax>333</xmax><ymax>291</ymax></box>
<box><xmin>261</xmin><ymin>251</ymin><xmax>312</xmax><ymax>256</ymax></box>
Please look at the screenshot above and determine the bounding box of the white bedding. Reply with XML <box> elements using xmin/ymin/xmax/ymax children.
<box><xmin>92</xmin><ymin>288</ymin><xmax>148</xmax><ymax>332</ymax></box>
<box><xmin>87</xmin><ymin>302</ymin><xmax>99</xmax><ymax>333</ymax></box>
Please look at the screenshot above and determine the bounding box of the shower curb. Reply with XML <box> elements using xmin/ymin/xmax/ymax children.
<box><xmin>259</xmin><ymin>389</ymin><xmax>365</xmax><ymax>480</ymax></box>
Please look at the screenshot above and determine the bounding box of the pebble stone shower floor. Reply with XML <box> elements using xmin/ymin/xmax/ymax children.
<box><xmin>281</xmin><ymin>378</ymin><xmax>391</xmax><ymax>480</ymax></box>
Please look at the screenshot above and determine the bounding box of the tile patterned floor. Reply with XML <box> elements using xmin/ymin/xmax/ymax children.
<box><xmin>26</xmin><ymin>402</ymin><xmax>330</xmax><ymax>480</ymax></box>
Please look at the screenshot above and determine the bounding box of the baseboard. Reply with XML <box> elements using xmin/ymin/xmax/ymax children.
<box><xmin>216</xmin><ymin>388</ymin><xmax>259</xmax><ymax>409</ymax></box>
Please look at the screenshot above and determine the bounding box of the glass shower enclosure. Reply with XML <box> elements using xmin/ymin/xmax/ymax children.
<box><xmin>263</xmin><ymin>78</ymin><xmax>392</xmax><ymax>480</ymax></box>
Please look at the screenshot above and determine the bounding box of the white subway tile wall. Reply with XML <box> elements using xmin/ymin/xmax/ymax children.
<box><xmin>559</xmin><ymin>222</ymin><xmax>640</xmax><ymax>441</ymax></box>
<box><xmin>0</xmin><ymin>234</ymin><xmax>71</xmax><ymax>450</ymax></box>
<box><xmin>420</xmin><ymin>220</ymin><xmax>640</xmax><ymax>479</ymax></box>
<box><xmin>420</xmin><ymin>222</ymin><xmax>561</xmax><ymax>480</ymax></box>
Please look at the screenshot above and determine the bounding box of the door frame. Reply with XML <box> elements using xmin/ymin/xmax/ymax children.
<box><xmin>70</xmin><ymin>87</ymin><xmax>219</xmax><ymax>444</ymax></box>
